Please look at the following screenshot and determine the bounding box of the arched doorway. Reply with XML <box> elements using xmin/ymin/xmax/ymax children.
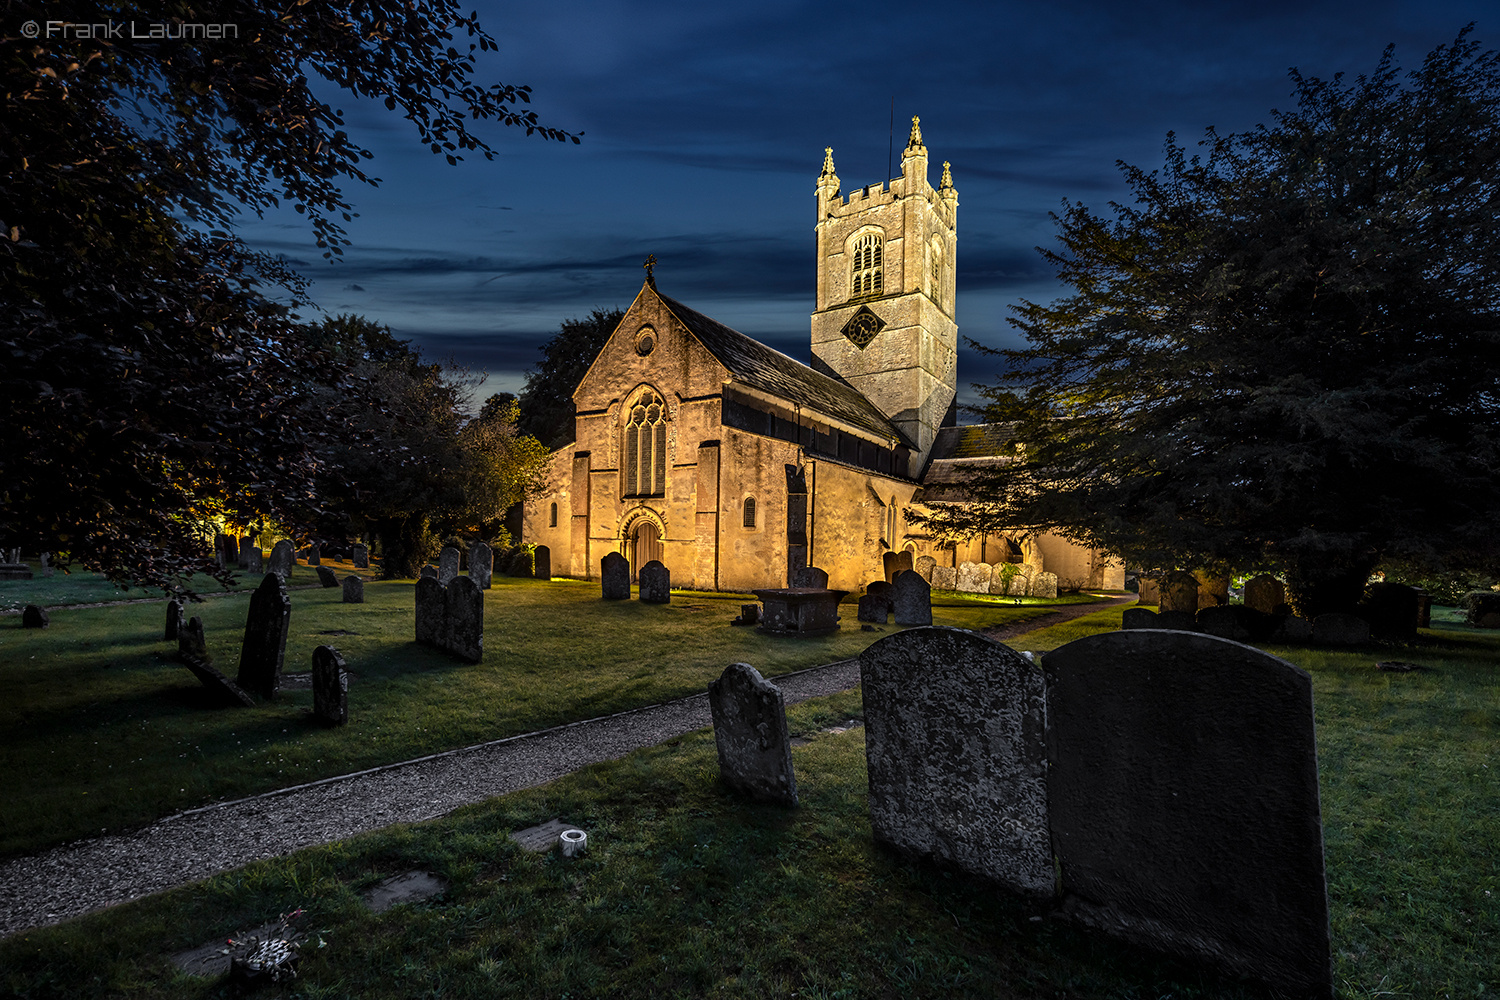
<box><xmin>629</xmin><ymin>520</ymin><xmax>662</xmax><ymax>581</ymax></box>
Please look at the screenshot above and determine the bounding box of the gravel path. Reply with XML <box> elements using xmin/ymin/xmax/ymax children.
<box><xmin>0</xmin><ymin>596</ymin><xmax>1128</xmax><ymax>938</ymax></box>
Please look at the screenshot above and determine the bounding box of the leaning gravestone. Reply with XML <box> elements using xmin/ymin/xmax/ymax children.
<box><xmin>305</xmin><ymin>543</ymin><xmax>320</xmax><ymax>567</ymax></box>
<box><xmin>956</xmin><ymin>561</ymin><xmax>991</xmax><ymax>594</ymax></box>
<box><xmin>352</xmin><ymin>543</ymin><xmax>369</xmax><ymax>569</ymax></box>
<box><xmin>165</xmin><ymin>598</ymin><xmax>184</xmax><ymax>640</ymax></box>
<box><xmin>1031</xmin><ymin>571</ymin><xmax>1058</xmax><ymax>600</ymax></box>
<box><xmin>707</xmin><ymin>662</ymin><xmax>798</xmax><ymax>806</ymax></box>
<box><xmin>342</xmin><ymin>575</ymin><xmax>364</xmax><ymax>604</ymax></box>
<box><xmin>438</xmin><ymin>546</ymin><xmax>460</xmax><ymax>585</ymax></box>
<box><xmin>931</xmin><ymin>566</ymin><xmax>957</xmax><ymax>591</ymax></box>
<box><xmin>1243</xmin><ymin>574</ymin><xmax>1285</xmax><ymax>614</ymax></box>
<box><xmin>1044</xmin><ymin>630</ymin><xmax>1331</xmax><ymax>999</ymax></box>
<box><xmin>22</xmin><ymin>604</ymin><xmax>49</xmax><ymax>629</ymax></box>
<box><xmin>792</xmin><ymin>565</ymin><xmax>829</xmax><ymax>589</ymax></box>
<box><xmin>639</xmin><ymin>560</ymin><xmax>671</xmax><ymax>603</ymax></box>
<box><xmin>534</xmin><ymin>544</ymin><xmax>552</xmax><ymax>581</ymax></box>
<box><xmin>892</xmin><ymin>570</ymin><xmax>932</xmax><ymax>626</ymax></box>
<box><xmin>311</xmin><ymin>645</ymin><xmax>349</xmax><ymax>726</ymax></box>
<box><xmin>601</xmin><ymin>552</ymin><xmax>630</xmax><ymax>600</ymax></box>
<box><xmin>39</xmin><ymin>552</ymin><xmax>53</xmax><ymax>578</ymax></box>
<box><xmin>468</xmin><ymin>541</ymin><xmax>493</xmax><ymax>590</ymax></box>
<box><xmin>884</xmin><ymin>550</ymin><xmax>914</xmax><ymax>583</ymax></box>
<box><xmin>268</xmin><ymin>540</ymin><xmax>294</xmax><ymax>580</ymax></box>
<box><xmin>178</xmin><ymin>615</ymin><xmax>209</xmax><ymax>663</ymax></box>
<box><xmin>316</xmin><ymin>566</ymin><xmax>340</xmax><ymax>588</ymax></box>
<box><xmin>236</xmin><ymin>572</ymin><xmax>291</xmax><ymax>700</ymax></box>
<box><xmin>1158</xmin><ymin>571</ymin><xmax>1200</xmax><ymax>615</ymax></box>
<box><xmin>177</xmin><ymin>631</ymin><xmax>255</xmax><ymax>708</ymax></box>
<box><xmin>860</xmin><ymin>627</ymin><xmax>1052</xmax><ymax>898</ymax></box>
<box><xmin>914</xmin><ymin>554</ymin><xmax>936</xmax><ymax>583</ymax></box>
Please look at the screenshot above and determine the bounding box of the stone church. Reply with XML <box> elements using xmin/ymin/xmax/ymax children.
<box><xmin>522</xmin><ymin>119</ymin><xmax>1122</xmax><ymax>595</ymax></box>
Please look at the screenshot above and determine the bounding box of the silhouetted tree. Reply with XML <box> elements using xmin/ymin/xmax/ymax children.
<box><xmin>517</xmin><ymin>308</ymin><xmax>624</xmax><ymax>448</ymax></box>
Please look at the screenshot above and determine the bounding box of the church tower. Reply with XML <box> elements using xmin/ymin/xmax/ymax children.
<box><xmin>811</xmin><ymin>116</ymin><xmax>958</xmax><ymax>478</ymax></box>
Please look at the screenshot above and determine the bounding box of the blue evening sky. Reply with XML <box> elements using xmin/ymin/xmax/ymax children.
<box><xmin>236</xmin><ymin>0</ymin><xmax>1486</xmax><ymax>412</ymax></box>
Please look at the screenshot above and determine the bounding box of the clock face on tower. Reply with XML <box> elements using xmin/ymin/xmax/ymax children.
<box><xmin>841</xmin><ymin>305</ymin><xmax>886</xmax><ymax>350</ymax></box>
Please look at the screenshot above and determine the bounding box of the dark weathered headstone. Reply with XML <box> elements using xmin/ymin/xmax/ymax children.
<box><xmin>311</xmin><ymin>645</ymin><xmax>349</xmax><ymax>726</ymax></box>
<box><xmin>0</xmin><ymin>560</ymin><xmax>34</xmax><ymax>580</ymax></box>
<box><xmin>738</xmin><ymin>603</ymin><xmax>760</xmax><ymax>625</ymax></box>
<box><xmin>601</xmin><ymin>552</ymin><xmax>630</xmax><ymax>600</ymax></box>
<box><xmin>1414</xmin><ymin>588</ymin><xmax>1431</xmax><ymax>629</ymax></box>
<box><xmin>638</xmin><ymin>560</ymin><xmax>671</xmax><ymax>603</ymax></box>
<box><xmin>857</xmin><ymin>594</ymin><xmax>889</xmax><ymax>623</ymax></box>
<box><xmin>415</xmin><ymin>564</ymin><xmax>435</xmax><ymax>580</ymax></box>
<box><xmin>244</xmin><ymin>547</ymin><xmax>263</xmax><ymax>574</ymax></box>
<box><xmin>931</xmin><ymin>565</ymin><xmax>957</xmax><ymax>591</ymax></box>
<box><xmin>1153</xmin><ymin>609</ymin><xmax>1197</xmax><ymax>631</ymax></box>
<box><xmin>437</xmin><ymin>546</ymin><xmax>460</xmax><ymax>585</ymax></box>
<box><xmin>39</xmin><ymin>551</ymin><xmax>53</xmax><ymax>578</ymax></box>
<box><xmin>1243</xmin><ymin>574</ymin><xmax>1284</xmax><ymax>614</ymax></box>
<box><xmin>914</xmin><ymin>554</ymin><xmax>936</xmax><ymax>582</ymax></box>
<box><xmin>1158</xmin><ymin>570</ymin><xmax>1200</xmax><ymax>615</ymax></box>
<box><xmin>352</xmin><ymin>543</ymin><xmax>369</xmax><ymax>569</ymax></box>
<box><xmin>534</xmin><ymin>544</ymin><xmax>552</xmax><ymax>581</ymax></box>
<box><xmin>316</xmin><ymin>566</ymin><xmax>340</xmax><ymax>588</ymax></box>
<box><xmin>892</xmin><ymin>570</ymin><xmax>932</xmax><ymax>626</ymax></box>
<box><xmin>214</xmin><ymin>533</ymin><xmax>234</xmax><ymax>569</ymax></box>
<box><xmin>165</xmin><ymin>598</ymin><xmax>184</xmax><ymax>640</ymax></box>
<box><xmin>866</xmin><ymin>580</ymin><xmax>895</xmax><ymax>610</ymax></box>
<box><xmin>444</xmin><ymin>576</ymin><xmax>484</xmax><ymax>663</ymax></box>
<box><xmin>883</xmin><ymin>550</ymin><xmax>914</xmax><ymax>584</ymax></box>
<box><xmin>1312</xmin><ymin>612</ymin><xmax>1370</xmax><ymax>646</ymax></box>
<box><xmin>1365</xmin><ymin>582</ymin><xmax>1420</xmax><ymax>639</ymax></box>
<box><xmin>708</xmin><ymin>662</ymin><xmax>798</xmax><ymax>806</ymax></box>
<box><xmin>468</xmin><ymin>541</ymin><xmax>492</xmax><ymax>590</ymax></box>
<box><xmin>178</xmin><ymin>615</ymin><xmax>209</xmax><ymax>664</ymax></box>
<box><xmin>22</xmin><ymin>604</ymin><xmax>49</xmax><ymax>628</ymax></box>
<box><xmin>179</xmin><ymin>650</ymin><xmax>256</xmax><ymax>708</ymax></box>
<box><xmin>305</xmin><ymin>543</ymin><xmax>320</xmax><ymax>566</ymax></box>
<box><xmin>860</xmin><ymin>627</ymin><xmax>1052</xmax><ymax>899</ymax></box>
<box><xmin>1272</xmin><ymin>614</ymin><xmax>1314</xmax><ymax>642</ymax></box>
<box><xmin>1044</xmin><ymin>630</ymin><xmax>1331</xmax><ymax>999</ymax></box>
<box><xmin>1121</xmin><ymin>606</ymin><xmax>1157</xmax><ymax>630</ymax></box>
<box><xmin>1135</xmin><ymin>575</ymin><xmax>1160</xmax><ymax>606</ymax></box>
<box><xmin>237</xmin><ymin>536</ymin><xmax>256</xmax><ymax>569</ymax></box>
<box><xmin>1194</xmin><ymin>571</ymin><xmax>1230</xmax><ymax>608</ymax></box>
<box><xmin>236</xmin><ymin>572</ymin><xmax>291</xmax><ymax>700</ymax></box>
<box><xmin>792</xmin><ymin>565</ymin><xmax>829</xmax><ymax>589</ymax></box>
<box><xmin>342</xmin><ymin>575</ymin><xmax>364</xmax><ymax>604</ymax></box>
<box><xmin>268</xmin><ymin>540</ymin><xmax>294</xmax><ymax>580</ymax></box>
<box><xmin>1196</xmin><ymin>605</ymin><xmax>1252</xmax><ymax>641</ymax></box>
<box><xmin>416</xmin><ymin>576</ymin><xmax>444</xmax><ymax>647</ymax></box>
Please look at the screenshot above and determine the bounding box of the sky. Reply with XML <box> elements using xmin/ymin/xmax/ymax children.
<box><xmin>236</xmin><ymin>0</ymin><xmax>1488</xmax><ymax>412</ymax></box>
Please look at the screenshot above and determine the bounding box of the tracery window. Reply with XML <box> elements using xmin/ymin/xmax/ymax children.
<box><xmin>623</xmin><ymin>390</ymin><xmax>669</xmax><ymax>497</ymax></box>
<box><xmin>743</xmin><ymin>496</ymin><xmax>757</xmax><ymax>529</ymax></box>
<box><xmin>851</xmin><ymin>231</ymin><xmax>883</xmax><ymax>298</ymax></box>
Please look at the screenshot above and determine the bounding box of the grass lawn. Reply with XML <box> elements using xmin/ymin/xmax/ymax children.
<box><xmin>0</xmin><ymin>562</ymin><xmax>274</xmax><ymax>614</ymax></box>
<box><xmin>0</xmin><ymin>569</ymin><xmax>1090</xmax><ymax>858</ymax></box>
<box><xmin>0</xmin><ymin>610</ymin><xmax>1494</xmax><ymax>999</ymax></box>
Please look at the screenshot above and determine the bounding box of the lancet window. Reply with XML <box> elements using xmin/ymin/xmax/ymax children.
<box><xmin>851</xmin><ymin>231</ymin><xmax>883</xmax><ymax>298</ymax></box>
<box><xmin>623</xmin><ymin>389</ymin><xmax>669</xmax><ymax>497</ymax></box>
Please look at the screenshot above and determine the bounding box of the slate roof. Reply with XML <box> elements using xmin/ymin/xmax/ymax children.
<box><xmin>916</xmin><ymin>423</ymin><xmax>1017</xmax><ymax>501</ymax></box>
<box><xmin>658</xmin><ymin>292</ymin><xmax>907</xmax><ymax>445</ymax></box>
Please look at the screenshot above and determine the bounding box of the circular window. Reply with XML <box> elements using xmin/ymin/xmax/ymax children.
<box><xmin>635</xmin><ymin>331</ymin><xmax>656</xmax><ymax>356</ymax></box>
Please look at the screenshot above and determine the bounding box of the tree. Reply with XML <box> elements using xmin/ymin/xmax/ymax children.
<box><xmin>949</xmin><ymin>30</ymin><xmax>1500</xmax><ymax>616</ymax></box>
<box><xmin>517</xmin><ymin>308</ymin><xmax>625</xmax><ymax>448</ymax></box>
<box><xmin>0</xmin><ymin>2</ymin><xmax>576</xmax><ymax>592</ymax></box>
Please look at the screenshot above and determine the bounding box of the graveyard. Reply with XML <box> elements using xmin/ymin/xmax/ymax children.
<box><xmin>0</xmin><ymin>557</ymin><xmax>1495</xmax><ymax>998</ymax></box>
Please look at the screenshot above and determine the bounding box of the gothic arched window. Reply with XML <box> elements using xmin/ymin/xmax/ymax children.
<box><xmin>743</xmin><ymin>496</ymin><xmax>757</xmax><ymax>529</ymax></box>
<box><xmin>623</xmin><ymin>390</ymin><xmax>669</xmax><ymax>497</ymax></box>
<box><xmin>851</xmin><ymin>231</ymin><xmax>883</xmax><ymax>298</ymax></box>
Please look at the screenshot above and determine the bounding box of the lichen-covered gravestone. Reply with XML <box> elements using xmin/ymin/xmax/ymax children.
<box><xmin>601</xmin><ymin>552</ymin><xmax>630</xmax><ymax>600</ymax></box>
<box><xmin>914</xmin><ymin>554</ymin><xmax>936</xmax><ymax>582</ymax></box>
<box><xmin>342</xmin><ymin>576</ymin><xmax>364</xmax><ymax>604</ymax></box>
<box><xmin>438</xmin><ymin>546</ymin><xmax>460</xmax><ymax>585</ymax></box>
<box><xmin>534</xmin><ymin>544</ymin><xmax>552</xmax><ymax>581</ymax></box>
<box><xmin>165</xmin><ymin>598</ymin><xmax>184</xmax><ymax>640</ymax></box>
<box><xmin>352</xmin><ymin>543</ymin><xmax>369</xmax><ymax>569</ymax></box>
<box><xmin>1242</xmin><ymin>574</ymin><xmax>1284</xmax><ymax>614</ymax></box>
<box><xmin>707</xmin><ymin>662</ymin><xmax>797</xmax><ymax>806</ymax></box>
<box><xmin>468</xmin><ymin>541</ymin><xmax>492</xmax><ymax>590</ymax></box>
<box><xmin>237</xmin><ymin>572</ymin><xmax>291</xmax><ymax>700</ymax></box>
<box><xmin>268</xmin><ymin>540</ymin><xmax>294</xmax><ymax>580</ymax></box>
<box><xmin>1031</xmin><ymin>571</ymin><xmax>1058</xmax><ymax>600</ymax></box>
<box><xmin>311</xmin><ymin>645</ymin><xmax>349</xmax><ymax>725</ymax></box>
<box><xmin>316</xmin><ymin>566</ymin><xmax>339</xmax><ymax>588</ymax></box>
<box><xmin>22</xmin><ymin>604</ymin><xmax>49</xmax><ymax>628</ymax></box>
<box><xmin>859</xmin><ymin>627</ymin><xmax>1053</xmax><ymax>899</ymax></box>
<box><xmin>1044</xmin><ymin>630</ymin><xmax>1332</xmax><ymax>998</ymax></box>
<box><xmin>892</xmin><ymin>570</ymin><xmax>932</xmax><ymax>626</ymax></box>
<box><xmin>931</xmin><ymin>566</ymin><xmax>957</xmax><ymax>591</ymax></box>
<box><xmin>792</xmin><ymin>565</ymin><xmax>829</xmax><ymax>589</ymax></box>
<box><xmin>639</xmin><ymin>560</ymin><xmax>671</xmax><ymax>603</ymax></box>
<box><xmin>956</xmin><ymin>561</ymin><xmax>991</xmax><ymax>594</ymax></box>
<box><xmin>244</xmin><ymin>546</ymin><xmax>263</xmax><ymax>574</ymax></box>
<box><xmin>1158</xmin><ymin>571</ymin><xmax>1199</xmax><ymax>614</ymax></box>
<box><xmin>1136</xmin><ymin>575</ymin><xmax>1160</xmax><ymax>606</ymax></box>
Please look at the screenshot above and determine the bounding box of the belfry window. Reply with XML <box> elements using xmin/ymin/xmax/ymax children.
<box><xmin>851</xmin><ymin>232</ymin><xmax>883</xmax><ymax>297</ymax></box>
<box><xmin>623</xmin><ymin>390</ymin><xmax>669</xmax><ymax>497</ymax></box>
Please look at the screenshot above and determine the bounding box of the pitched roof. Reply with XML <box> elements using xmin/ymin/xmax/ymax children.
<box><xmin>657</xmin><ymin>292</ymin><xmax>906</xmax><ymax>444</ymax></box>
<box><xmin>916</xmin><ymin>423</ymin><xmax>1016</xmax><ymax>500</ymax></box>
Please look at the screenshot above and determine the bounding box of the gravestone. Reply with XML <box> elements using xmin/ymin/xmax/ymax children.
<box><xmin>931</xmin><ymin>565</ymin><xmax>957</xmax><ymax>591</ymax></box>
<box><xmin>1194</xmin><ymin>571</ymin><xmax>1230</xmax><ymax>608</ymax></box>
<box><xmin>316</xmin><ymin>566</ymin><xmax>339</xmax><ymax>588</ymax></box>
<box><xmin>1031</xmin><ymin>571</ymin><xmax>1058</xmax><ymax>600</ymax></box>
<box><xmin>1044</xmin><ymin>630</ymin><xmax>1332</xmax><ymax>999</ymax></box>
<box><xmin>1414</xmin><ymin>588</ymin><xmax>1431</xmax><ymax>629</ymax></box>
<box><xmin>39</xmin><ymin>551</ymin><xmax>53</xmax><ymax>578</ymax></box>
<box><xmin>1460</xmin><ymin>590</ymin><xmax>1500</xmax><ymax>626</ymax></box>
<box><xmin>305</xmin><ymin>543</ymin><xmax>320</xmax><ymax>566</ymax></box>
<box><xmin>956</xmin><ymin>561</ymin><xmax>991</xmax><ymax>594</ymax></box>
<box><xmin>237</xmin><ymin>536</ymin><xmax>256</xmax><ymax>569</ymax></box>
<box><xmin>892</xmin><ymin>570</ymin><xmax>932</xmax><ymax>626</ymax></box>
<box><xmin>707</xmin><ymin>662</ymin><xmax>798</xmax><ymax>806</ymax></box>
<box><xmin>857</xmin><ymin>594</ymin><xmax>889</xmax><ymax>624</ymax></box>
<box><xmin>534</xmin><ymin>544</ymin><xmax>552</xmax><ymax>581</ymax></box>
<box><xmin>236</xmin><ymin>572</ymin><xmax>290</xmax><ymax>700</ymax></box>
<box><xmin>1158</xmin><ymin>571</ymin><xmax>1200</xmax><ymax>615</ymax></box>
<box><xmin>638</xmin><ymin>560</ymin><xmax>671</xmax><ymax>603</ymax></box>
<box><xmin>438</xmin><ymin>546</ymin><xmax>460</xmax><ymax>585</ymax></box>
<box><xmin>214</xmin><ymin>533</ymin><xmax>234</xmax><ymax>569</ymax></box>
<box><xmin>468</xmin><ymin>541</ymin><xmax>493</xmax><ymax>590</ymax></box>
<box><xmin>1272</xmin><ymin>614</ymin><xmax>1314</xmax><ymax>642</ymax></box>
<box><xmin>420</xmin><ymin>565</ymin><xmax>438</xmax><ymax>580</ymax></box>
<box><xmin>311</xmin><ymin>645</ymin><xmax>349</xmax><ymax>726</ymax></box>
<box><xmin>1196</xmin><ymin>605</ymin><xmax>1252</xmax><ymax>641</ymax></box>
<box><xmin>415</xmin><ymin>577</ymin><xmax>443</xmax><ymax>647</ymax></box>
<box><xmin>268</xmin><ymin>540</ymin><xmax>294</xmax><ymax>580</ymax></box>
<box><xmin>0</xmin><ymin>560</ymin><xmax>32</xmax><ymax>580</ymax></box>
<box><xmin>179</xmin><ymin>649</ymin><xmax>256</xmax><ymax>708</ymax></box>
<box><xmin>244</xmin><ymin>547</ymin><xmax>263</xmax><ymax>574</ymax></box>
<box><xmin>165</xmin><ymin>598</ymin><xmax>184</xmax><ymax>640</ymax></box>
<box><xmin>22</xmin><ymin>604</ymin><xmax>49</xmax><ymax>628</ymax></box>
<box><xmin>443</xmin><ymin>576</ymin><xmax>484</xmax><ymax>663</ymax></box>
<box><xmin>860</xmin><ymin>627</ymin><xmax>1052</xmax><ymax>898</ymax></box>
<box><xmin>866</xmin><ymin>580</ymin><xmax>894</xmax><ymax>610</ymax></box>
<box><xmin>342</xmin><ymin>575</ymin><xmax>364</xmax><ymax>604</ymax></box>
<box><xmin>883</xmin><ymin>550</ymin><xmax>914</xmax><ymax>584</ymax></box>
<box><xmin>352</xmin><ymin>543</ymin><xmax>369</xmax><ymax>569</ymax></box>
<box><xmin>792</xmin><ymin>565</ymin><xmax>829</xmax><ymax>589</ymax></box>
<box><xmin>1153</xmin><ymin>609</ymin><xmax>1197</xmax><ymax>631</ymax></box>
<box><xmin>601</xmin><ymin>552</ymin><xmax>630</xmax><ymax>600</ymax></box>
<box><xmin>1006</xmin><ymin>566</ymin><xmax>1035</xmax><ymax>597</ymax></box>
<box><xmin>1243</xmin><ymin>574</ymin><xmax>1284</xmax><ymax>615</ymax></box>
<box><xmin>1365</xmin><ymin>582</ymin><xmax>1420</xmax><ymax>639</ymax></box>
<box><xmin>1312</xmin><ymin>612</ymin><xmax>1370</xmax><ymax>646</ymax></box>
<box><xmin>1121</xmin><ymin>607</ymin><xmax>1157</xmax><ymax>629</ymax></box>
<box><xmin>1135</xmin><ymin>575</ymin><xmax>1160</xmax><ymax>606</ymax></box>
<box><xmin>178</xmin><ymin>615</ymin><xmax>209</xmax><ymax>664</ymax></box>
<box><xmin>914</xmin><ymin>554</ymin><xmax>936</xmax><ymax>583</ymax></box>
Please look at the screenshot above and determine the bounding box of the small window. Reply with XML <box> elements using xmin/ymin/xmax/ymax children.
<box><xmin>549</xmin><ymin>502</ymin><xmax>558</xmax><ymax>527</ymax></box>
<box><xmin>743</xmin><ymin>496</ymin><xmax>757</xmax><ymax>529</ymax></box>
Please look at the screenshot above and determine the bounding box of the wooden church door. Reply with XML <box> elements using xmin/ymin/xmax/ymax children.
<box><xmin>630</xmin><ymin>522</ymin><xmax>662</xmax><ymax>580</ymax></box>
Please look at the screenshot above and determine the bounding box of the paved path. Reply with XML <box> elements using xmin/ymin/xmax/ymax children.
<box><xmin>0</xmin><ymin>596</ymin><xmax>1129</xmax><ymax>938</ymax></box>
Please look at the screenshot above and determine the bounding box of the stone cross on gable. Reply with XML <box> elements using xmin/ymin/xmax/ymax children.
<box><xmin>643</xmin><ymin>254</ymin><xmax>657</xmax><ymax>287</ymax></box>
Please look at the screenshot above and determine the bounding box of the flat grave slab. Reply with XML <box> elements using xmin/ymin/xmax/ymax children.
<box><xmin>362</xmin><ymin>871</ymin><xmax>448</xmax><ymax>913</ymax></box>
<box><xmin>170</xmin><ymin>920</ymin><xmax>292</xmax><ymax>978</ymax></box>
<box><xmin>509</xmin><ymin>818</ymin><xmax>582</xmax><ymax>853</ymax></box>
